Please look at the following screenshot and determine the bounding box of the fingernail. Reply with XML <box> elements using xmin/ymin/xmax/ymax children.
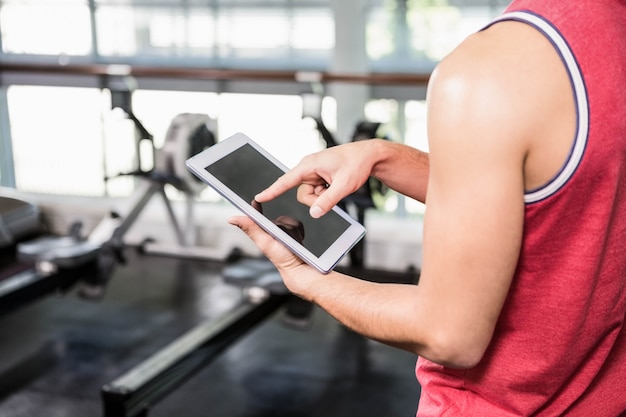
<box><xmin>310</xmin><ymin>205</ymin><xmax>323</xmax><ymax>218</ymax></box>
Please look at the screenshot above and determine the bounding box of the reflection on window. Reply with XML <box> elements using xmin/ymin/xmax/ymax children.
<box><xmin>0</xmin><ymin>2</ymin><xmax>92</xmax><ymax>55</ymax></box>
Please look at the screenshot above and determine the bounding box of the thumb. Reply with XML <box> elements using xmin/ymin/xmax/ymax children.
<box><xmin>228</xmin><ymin>216</ymin><xmax>270</xmax><ymax>244</ymax></box>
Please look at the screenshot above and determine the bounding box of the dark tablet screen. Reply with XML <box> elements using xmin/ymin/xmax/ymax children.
<box><xmin>204</xmin><ymin>143</ymin><xmax>350</xmax><ymax>257</ymax></box>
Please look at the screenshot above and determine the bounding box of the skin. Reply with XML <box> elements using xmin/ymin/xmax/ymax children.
<box><xmin>229</xmin><ymin>20</ymin><xmax>576</xmax><ymax>368</ymax></box>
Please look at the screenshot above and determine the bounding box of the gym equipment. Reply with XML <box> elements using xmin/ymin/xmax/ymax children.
<box><xmin>0</xmin><ymin>194</ymin><xmax>41</xmax><ymax>248</ymax></box>
<box><xmin>0</xmin><ymin>190</ymin><xmax>102</xmax><ymax>316</ymax></box>
<box><xmin>100</xmin><ymin>212</ymin><xmax>315</xmax><ymax>417</ymax></box>
<box><xmin>0</xmin><ymin>108</ymin><xmax>311</xmax><ymax>417</ymax></box>
<box><xmin>0</xmin><ymin>112</ymin><xmax>223</xmax><ymax>314</ymax></box>
<box><xmin>101</xmin><ymin>266</ymin><xmax>291</xmax><ymax>417</ymax></box>
<box><xmin>88</xmin><ymin>112</ymin><xmax>232</xmax><ymax>262</ymax></box>
<box><xmin>99</xmin><ymin>249</ymin><xmax>419</xmax><ymax>417</ymax></box>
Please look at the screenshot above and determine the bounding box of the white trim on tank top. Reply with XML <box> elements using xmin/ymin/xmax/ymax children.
<box><xmin>487</xmin><ymin>11</ymin><xmax>589</xmax><ymax>204</ymax></box>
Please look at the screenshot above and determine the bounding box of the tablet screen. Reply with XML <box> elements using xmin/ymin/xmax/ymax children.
<box><xmin>204</xmin><ymin>143</ymin><xmax>349</xmax><ymax>257</ymax></box>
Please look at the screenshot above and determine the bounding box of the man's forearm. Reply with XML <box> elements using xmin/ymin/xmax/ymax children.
<box><xmin>369</xmin><ymin>140</ymin><xmax>430</xmax><ymax>203</ymax></box>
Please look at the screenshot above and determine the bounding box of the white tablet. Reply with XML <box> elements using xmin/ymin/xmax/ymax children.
<box><xmin>186</xmin><ymin>132</ymin><xmax>366</xmax><ymax>274</ymax></box>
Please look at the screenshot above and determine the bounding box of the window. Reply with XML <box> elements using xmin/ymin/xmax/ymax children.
<box><xmin>8</xmin><ymin>85</ymin><xmax>106</xmax><ymax>195</ymax></box>
<box><xmin>1</xmin><ymin>0</ymin><xmax>92</xmax><ymax>55</ymax></box>
<box><xmin>0</xmin><ymin>0</ymin><xmax>511</xmax><ymax>217</ymax></box>
<box><xmin>367</xmin><ymin>0</ymin><xmax>508</xmax><ymax>70</ymax></box>
<box><xmin>6</xmin><ymin>86</ymin><xmax>328</xmax><ymax>200</ymax></box>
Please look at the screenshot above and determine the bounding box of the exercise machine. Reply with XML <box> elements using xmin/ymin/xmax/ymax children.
<box><xmin>88</xmin><ymin>112</ymin><xmax>233</xmax><ymax>262</ymax></box>
<box><xmin>99</xmin><ymin>242</ymin><xmax>418</xmax><ymax>417</ymax></box>
<box><xmin>0</xmin><ymin>112</ymin><xmax>223</xmax><ymax>315</ymax></box>
<box><xmin>0</xmin><ymin>191</ymin><xmax>64</xmax><ymax>316</ymax></box>
<box><xmin>100</xmin><ymin>261</ymin><xmax>292</xmax><ymax>417</ymax></box>
<box><xmin>100</xmin><ymin>215</ymin><xmax>317</xmax><ymax>417</ymax></box>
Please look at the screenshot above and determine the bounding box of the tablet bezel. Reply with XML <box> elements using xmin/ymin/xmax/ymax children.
<box><xmin>185</xmin><ymin>132</ymin><xmax>366</xmax><ymax>274</ymax></box>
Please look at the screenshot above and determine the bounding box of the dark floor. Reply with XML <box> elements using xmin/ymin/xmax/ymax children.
<box><xmin>0</xmin><ymin>249</ymin><xmax>420</xmax><ymax>417</ymax></box>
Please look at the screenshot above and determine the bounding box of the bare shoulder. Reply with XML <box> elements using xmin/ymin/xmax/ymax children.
<box><xmin>427</xmin><ymin>20</ymin><xmax>575</xmax><ymax>186</ymax></box>
<box><xmin>433</xmin><ymin>20</ymin><xmax>564</xmax><ymax>94</ymax></box>
<box><xmin>431</xmin><ymin>20</ymin><xmax>565</xmax><ymax>129</ymax></box>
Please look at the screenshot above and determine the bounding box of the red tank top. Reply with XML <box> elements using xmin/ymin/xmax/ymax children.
<box><xmin>416</xmin><ymin>1</ymin><xmax>626</xmax><ymax>416</ymax></box>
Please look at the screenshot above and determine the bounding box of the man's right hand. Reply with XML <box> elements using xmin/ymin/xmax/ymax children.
<box><xmin>254</xmin><ymin>140</ymin><xmax>380</xmax><ymax>218</ymax></box>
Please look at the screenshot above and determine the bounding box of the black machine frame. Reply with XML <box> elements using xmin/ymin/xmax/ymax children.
<box><xmin>101</xmin><ymin>292</ymin><xmax>288</xmax><ymax>417</ymax></box>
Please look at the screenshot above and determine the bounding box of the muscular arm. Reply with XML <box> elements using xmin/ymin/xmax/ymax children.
<box><xmin>233</xmin><ymin>21</ymin><xmax>571</xmax><ymax>368</ymax></box>
<box><xmin>283</xmin><ymin>30</ymin><xmax>527</xmax><ymax>366</ymax></box>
